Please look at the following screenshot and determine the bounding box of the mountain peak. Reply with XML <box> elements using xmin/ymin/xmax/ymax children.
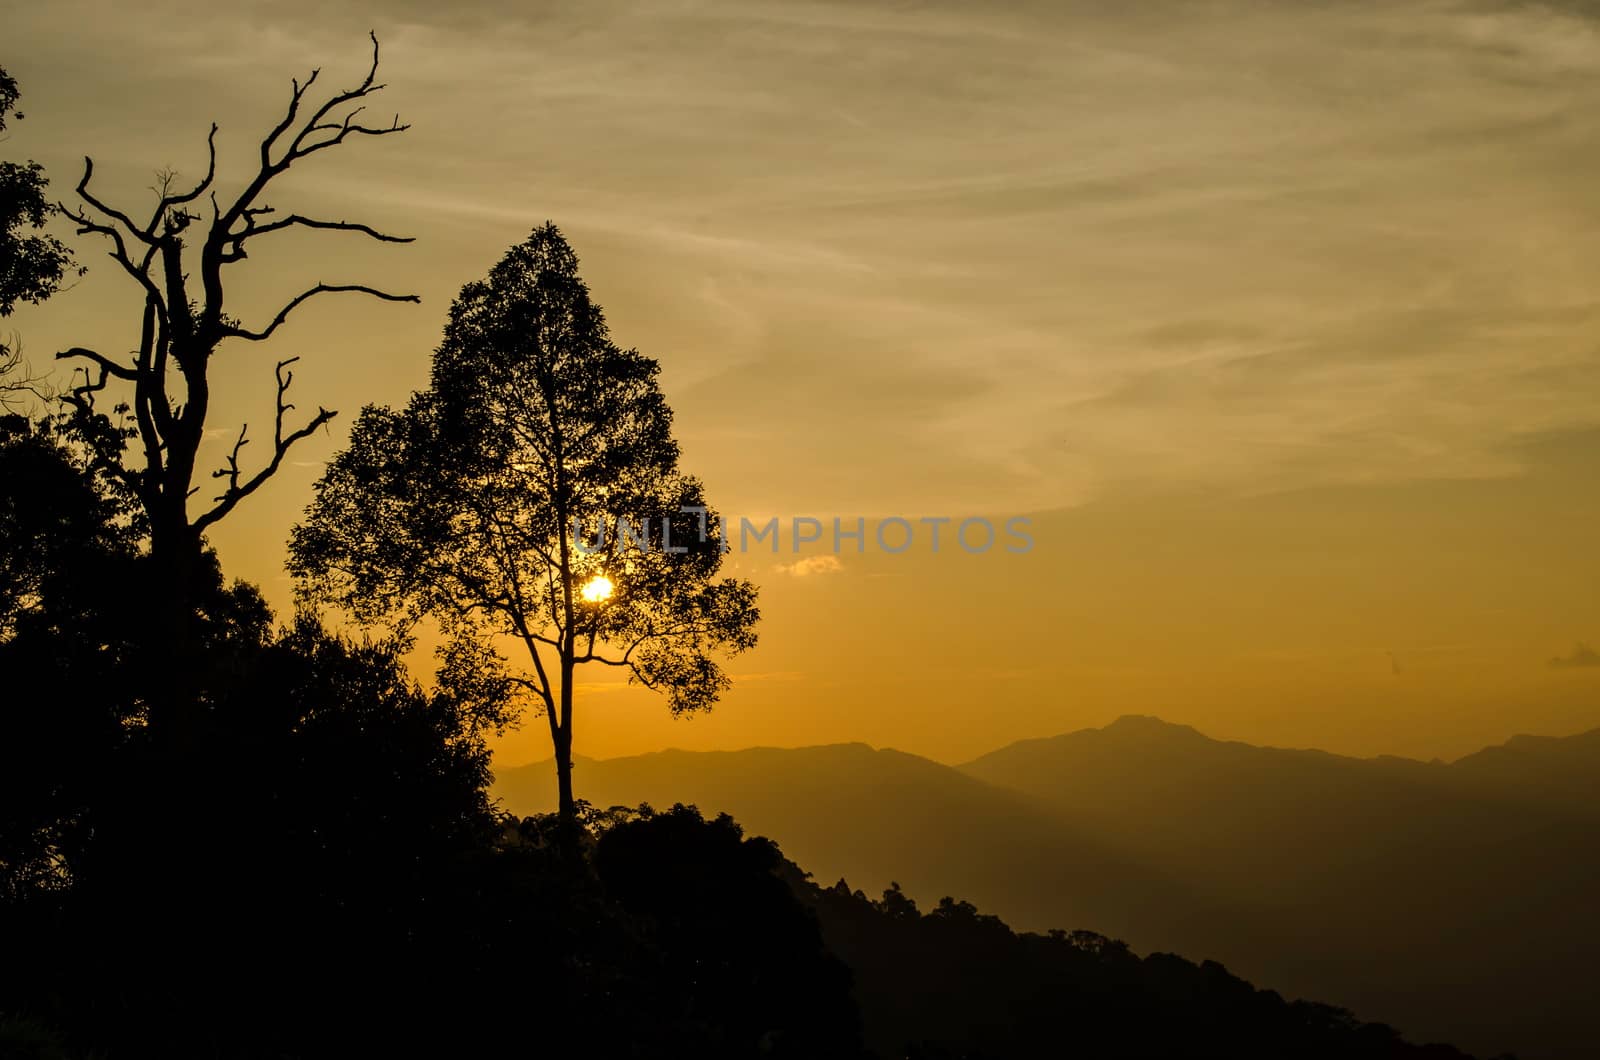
<box><xmin>1102</xmin><ymin>714</ymin><xmax>1206</xmax><ymax>739</ymax></box>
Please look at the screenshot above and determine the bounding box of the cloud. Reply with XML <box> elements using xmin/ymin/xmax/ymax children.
<box><xmin>777</xmin><ymin>555</ymin><xmax>843</xmax><ymax>577</ymax></box>
<box><xmin>16</xmin><ymin>0</ymin><xmax>1600</xmax><ymax>518</ymax></box>
<box><xmin>1548</xmin><ymin>642</ymin><xmax>1600</xmax><ymax>669</ymax></box>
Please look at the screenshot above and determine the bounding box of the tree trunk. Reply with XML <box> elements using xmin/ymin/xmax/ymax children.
<box><xmin>553</xmin><ymin>725</ymin><xmax>576</xmax><ymax>821</ymax></box>
<box><xmin>555</xmin><ymin>653</ymin><xmax>577</xmax><ymax>822</ymax></box>
<box><xmin>146</xmin><ymin>498</ymin><xmax>203</xmax><ymax>747</ymax></box>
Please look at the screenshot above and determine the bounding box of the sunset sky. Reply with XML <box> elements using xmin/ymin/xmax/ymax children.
<box><xmin>7</xmin><ymin>0</ymin><xmax>1599</xmax><ymax>765</ymax></box>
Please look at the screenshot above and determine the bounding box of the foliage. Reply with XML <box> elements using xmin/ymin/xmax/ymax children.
<box><xmin>0</xmin><ymin>65</ymin><xmax>80</xmax><ymax>323</ymax></box>
<box><xmin>594</xmin><ymin>805</ymin><xmax>862</xmax><ymax>1057</ymax></box>
<box><xmin>291</xmin><ymin>223</ymin><xmax>759</xmax><ymax>815</ymax></box>
<box><xmin>799</xmin><ymin>873</ymin><xmax>1492</xmax><ymax>1060</ymax></box>
<box><xmin>0</xmin><ymin>416</ymin><xmax>138</xmax><ymax>643</ymax></box>
<box><xmin>0</xmin><ymin>420</ymin><xmax>133</xmax><ymax>897</ymax></box>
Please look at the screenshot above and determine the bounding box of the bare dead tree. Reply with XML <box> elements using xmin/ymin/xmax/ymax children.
<box><xmin>55</xmin><ymin>33</ymin><xmax>416</xmax><ymax>588</ymax></box>
<box><xmin>49</xmin><ymin>35</ymin><xmax>418</xmax><ymax>737</ymax></box>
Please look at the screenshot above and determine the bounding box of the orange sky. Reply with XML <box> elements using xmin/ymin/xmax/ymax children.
<box><xmin>6</xmin><ymin>0</ymin><xmax>1599</xmax><ymax>765</ymax></box>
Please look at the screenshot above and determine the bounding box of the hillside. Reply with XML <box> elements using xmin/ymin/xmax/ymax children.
<box><xmin>957</xmin><ymin>716</ymin><xmax>1600</xmax><ymax>1058</ymax></box>
<box><xmin>791</xmin><ymin>856</ymin><xmax>1482</xmax><ymax>1060</ymax></box>
<box><xmin>495</xmin><ymin>719</ymin><xmax>1600</xmax><ymax>1059</ymax></box>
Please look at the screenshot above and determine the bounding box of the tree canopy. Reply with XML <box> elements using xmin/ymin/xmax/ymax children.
<box><xmin>0</xmin><ymin>65</ymin><xmax>79</xmax><ymax>326</ymax></box>
<box><xmin>292</xmin><ymin>223</ymin><xmax>759</xmax><ymax>817</ymax></box>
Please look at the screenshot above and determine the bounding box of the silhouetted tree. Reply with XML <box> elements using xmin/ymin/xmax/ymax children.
<box><xmin>3</xmin><ymin>355</ymin><xmax>519</xmax><ymax>1037</ymax></box>
<box><xmin>593</xmin><ymin>805</ymin><xmax>863</xmax><ymax>1058</ymax></box>
<box><xmin>291</xmin><ymin>224</ymin><xmax>759</xmax><ymax>819</ymax></box>
<box><xmin>16</xmin><ymin>620</ymin><xmax>469</xmax><ymax>1047</ymax></box>
<box><xmin>0</xmin><ymin>415</ymin><xmax>140</xmax><ymax>898</ymax></box>
<box><xmin>2</xmin><ymin>65</ymin><xmax>80</xmax><ymax>404</ymax></box>
<box><xmin>0</xmin><ymin>65</ymin><xmax>79</xmax><ymax>336</ymax></box>
<box><xmin>50</xmin><ymin>36</ymin><xmax>416</xmax><ymax>729</ymax></box>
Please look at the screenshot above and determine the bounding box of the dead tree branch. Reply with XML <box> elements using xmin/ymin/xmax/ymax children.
<box><xmin>196</xmin><ymin>357</ymin><xmax>335</xmax><ymax>532</ymax></box>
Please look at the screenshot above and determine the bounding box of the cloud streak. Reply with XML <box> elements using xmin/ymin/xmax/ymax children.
<box><xmin>1549</xmin><ymin>643</ymin><xmax>1600</xmax><ymax>669</ymax></box>
<box><xmin>10</xmin><ymin>0</ymin><xmax>1600</xmax><ymax>517</ymax></box>
<box><xmin>777</xmin><ymin>555</ymin><xmax>844</xmax><ymax>578</ymax></box>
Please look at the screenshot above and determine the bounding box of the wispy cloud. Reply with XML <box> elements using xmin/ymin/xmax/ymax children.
<box><xmin>777</xmin><ymin>555</ymin><xmax>843</xmax><ymax>577</ymax></box>
<box><xmin>1548</xmin><ymin>643</ymin><xmax>1600</xmax><ymax>669</ymax></box>
<box><xmin>13</xmin><ymin>0</ymin><xmax>1600</xmax><ymax>516</ymax></box>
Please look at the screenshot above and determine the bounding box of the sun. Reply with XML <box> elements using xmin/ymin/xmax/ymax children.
<box><xmin>580</xmin><ymin>575</ymin><xmax>614</xmax><ymax>604</ymax></box>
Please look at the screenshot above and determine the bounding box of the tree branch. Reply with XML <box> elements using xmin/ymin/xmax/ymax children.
<box><xmin>55</xmin><ymin>365</ymin><xmax>141</xmax><ymax>493</ymax></box>
<box><xmin>576</xmin><ymin>622</ymin><xmax>714</xmax><ymax>667</ymax></box>
<box><xmin>60</xmin><ymin>204</ymin><xmax>168</xmax><ymax>309</ymax></box>
<box><xmin>260</xmin><ymin>70</ymin><xmax>321</xmax><ymax>170</ymax></box>
<box><xmin>248</xmin><ymin>214</ymin><xmax>413</xmax><ymax>243</ymax></box>
<box><xmin>195</xmin><ymin>356</ymin><xmax>335</xmax><ymax>532</ymax></box>
<box><xmin>509</xmin><ymin>674</ymin><xmax>552</xmax><ymax>703</ymax></box>
<box><xmin>54</xmin><ymin>347</ymin><xmax>137</xmax><ymax>382</ymax></box>
<box><xmin>223</xmin><ymin>212</ymin><xmax>413</xmax><ymax>262</ymax></box>
<box><xmin>223</xmin><ymin>283</ymin><xmax>418</xmax><ymax>342</ymax></box>
<box><xmin>160</xmin><ymin>124</ymin><xmax>219</xmax><ymax>208</ymax></box>
<box><xmin>217</xmin><ymin>32</ymin><xmax>401</xmax><ymax>242</ymax></box>
<box><xmin>289</xmin><ymin>111</ymin><xmax>409</xmax><ymax>163</ymax></box>
<box><xmin>73</xmin><ymin>157</ymin><xmax>155</xmax><ymax>245</ymax></box>
<box><xmin>507</xmin><ymin>606</ymin><xmax>560</xmax><ymax>740</ymax></box>
<box><xmin>243</xmin><ymin>33</ymin><xmax>407</xmax><ymax>180</ymax></box>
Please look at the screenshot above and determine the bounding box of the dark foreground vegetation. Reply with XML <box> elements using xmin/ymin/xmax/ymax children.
<box><xmin>0</xmin><ymin>420</ymin><xmax>1486</xmax><ymax>1059</ymax></box>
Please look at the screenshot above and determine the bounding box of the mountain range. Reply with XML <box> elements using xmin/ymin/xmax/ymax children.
<box><xmin>493</xmin><ymin>716</ymin><xmax>1600</xmax><ymax>1060</ymax></box>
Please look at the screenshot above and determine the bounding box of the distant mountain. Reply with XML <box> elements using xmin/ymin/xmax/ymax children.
<box><xmin>497</xmin><ymin>742</ymin><xmax>1237</xmax><ymax>947</ymax></box>
<box><xmin>494</xmin><ymin>719</ymin><xmax>1600</xmax><ymax>1060</ymax></box>
<box><xmin>958</xmin><ymin>714</ymin><xmax>1587</xmax><ymax>900</ymax></box>
<box><xmin>958</xmin><ymin>716</ymin><xmax>1598</xmax><ymax>1060</ymax></box>
<box><xmin>1446</xmin><ymin>727</ymin><xmax>1600</xmax><ymax>816</ymax></box>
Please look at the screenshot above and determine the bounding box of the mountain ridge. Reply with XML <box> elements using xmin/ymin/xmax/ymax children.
<box><xmin>524</xmin><ymin>714</ymin><xmax>1600</xmax><ymax>777</ymax></box>
<box><xmin>494</xmin><ymin>714</ymin><xmax>1600</xmax><ymax>1060</ymax></box>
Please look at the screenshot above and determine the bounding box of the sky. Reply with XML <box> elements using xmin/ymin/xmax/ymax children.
<box><xmin>5</xmin><ymin>0</ymin><xmax>1599</xmax><ymax>765</ymax></box>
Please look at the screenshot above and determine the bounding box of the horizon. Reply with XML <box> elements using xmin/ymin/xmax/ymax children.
<box><xmin>497</xmin><ymin>710</ymin><xmax>1600</xmax><ymax>771</ymax></box>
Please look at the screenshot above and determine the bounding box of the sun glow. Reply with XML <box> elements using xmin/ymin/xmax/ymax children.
<box><xmin>580</xmin><ymin>575</ymin><xmax>615</xmax><ymax>604</ymax></box>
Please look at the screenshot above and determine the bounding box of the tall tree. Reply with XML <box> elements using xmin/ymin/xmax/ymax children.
<box><xmin>51</xmin><ymin>35</ymin><xmax>416</xmax><ymax>700</ymax></box>
<box><xmin>291</xmin><ymin>224</ymin><xmax>759</xmax><ymax>819</ymax></box>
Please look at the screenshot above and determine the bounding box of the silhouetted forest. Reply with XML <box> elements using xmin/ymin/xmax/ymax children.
<box><xmin>0</xmin><ymin>47</ymin><xmax>1528</xmax><ymax>1060</ymax></box>
<box><xmin>798</xmin><ymin>868</ymin><xmax>1483</xmax><ymax>1060</ymax></box>
<box><xmin>496</xmin><ymin>722</ymin><xmax>1600</xmax><ymax>1059</ymax></box>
